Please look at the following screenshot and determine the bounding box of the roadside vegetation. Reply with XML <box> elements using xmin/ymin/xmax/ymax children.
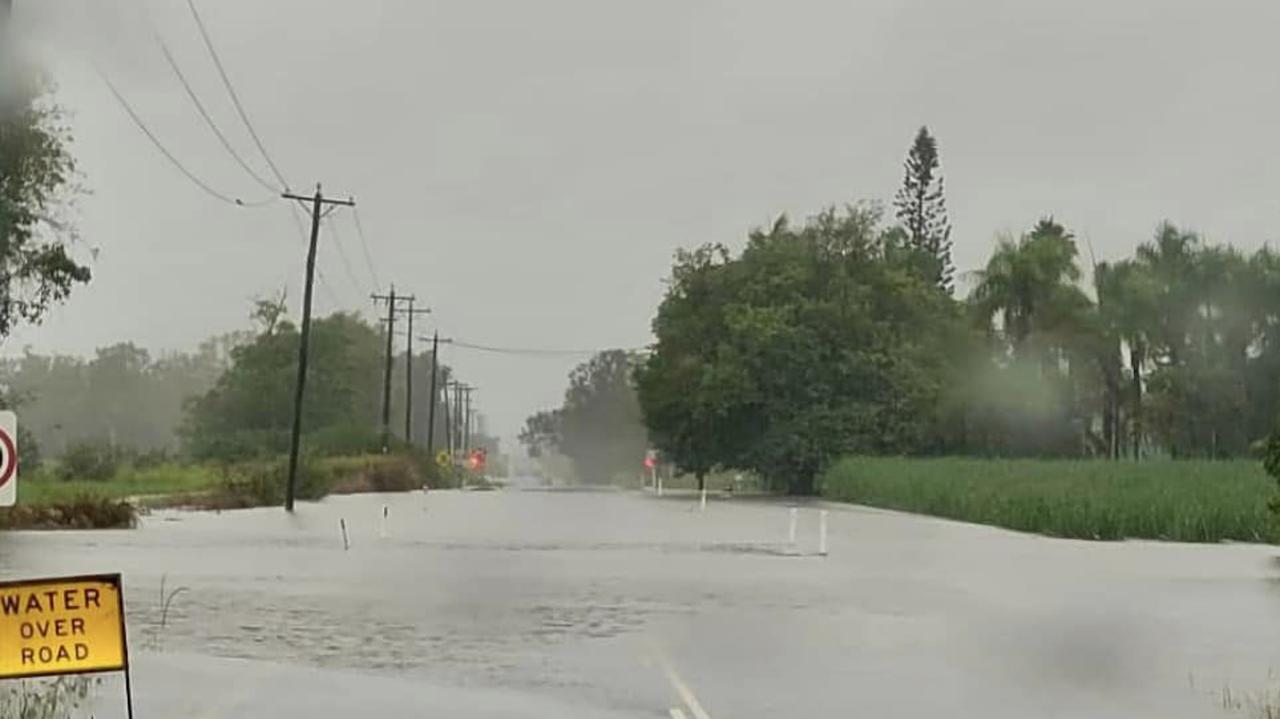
<box><xmin>516</xmin><ymin>126</ymin><xmax>1280</xmax><ymax>544</ymax></box>
<box><xmin>822</xmin><ymin>457</ymin><xmax>1277</xmax><ymax>543</ymax></box>
<box><xmin>0</xmin><ymin>299</ymin><xmax>488</xmax><ymax>528</ymax></box>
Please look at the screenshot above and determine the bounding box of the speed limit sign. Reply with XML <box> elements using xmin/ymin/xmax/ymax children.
<box><xmin>0</xmin><ymin>411</ymin><xmax>17</xmax><ymax>507</ymax></box>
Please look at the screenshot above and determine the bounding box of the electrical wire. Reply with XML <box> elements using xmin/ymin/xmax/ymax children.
<box><xmin>155</xmin><ymin>33</ymin><xmax>281</xmax><ymax>194</ymax></box>
<box><xmin>97</xmin><ymin>69</ymin><xmax>275</xmax><ymax>207</ymax></box>
<box><xmin>186</xmin><ymin>0</ymin><xmax>291</xmax><ymax>190</ymax></box>
<box><xmin>287</xmin><ymin>202</ymin><xmax>341</xmax><ymax>308</ymax></box>
<box><xmin>325</xmin><ymin>219</ymin><xmax>369</xmax><ymax>298</ymax></box>
<box><xmin>351</xmin><ymin>208</ymin><xmax>382</xmax><ymax>291</ymax></box>
<box><xmin>437</xmin><ymin>339</ymin><xmax>649</xmax><ymax>357</ymax></box>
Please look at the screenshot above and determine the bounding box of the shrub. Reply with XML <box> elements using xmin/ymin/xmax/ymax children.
<box><xmin>0</xmin><ymin>676</ymin><xmax>95</xmax><ymax>717</ymax></box>
<box><xmin>183</xmin><ymin>429</ymin><xmax>288</xmax><ymax>464</ymax></box>
<box><xmin>326</xmin><ymin>454</ymin><xmax>424</xmax><ymax>494</ymax></box>
<box><xmin>221</xmin><ymin>455</ymin><xmax>333</xmax><ymax>507</ymax></box>
<box><xmin>132</xmin><ymin>447</ymin><xmax>172</xmax><ymax>470</ymax></box>
<box><xmin>17</xmin><ymin>425</ymin><xmax>41</xmax><ymax>475</ymax></box>
<box><xmin>57</xmin><ymin>441</ymin><xmax>119</xmax><ymax>482</ymax></box>
<box><xmin>306</xmin><ymin>423</ymin><xmax>386</xmax><ymax>457</ymax></box>
<box><xmin>0</xmin><ymin>495</ymin><xmax>136</xmax><ymax>530</ymax></box>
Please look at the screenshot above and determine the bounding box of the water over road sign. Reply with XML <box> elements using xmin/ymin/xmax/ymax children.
<box><xmin>0</xmin><ymin>574</ymin><xmax>128</xmax><ymax>679</ymax></box>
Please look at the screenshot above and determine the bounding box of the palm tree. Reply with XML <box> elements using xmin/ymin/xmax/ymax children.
<box><xmin>971</xmin><ymin>218</ymin><xmax>1092</xmax><ymax>362</ymax></box>
<box><xmin>1095</xmin><ymin>259</ymin><xmax>1158</xmax><ymax>458</ymax></box>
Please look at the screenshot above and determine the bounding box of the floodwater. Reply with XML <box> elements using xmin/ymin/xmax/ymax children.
<box><xmin>2</xmin><ymin>484</ymin><xmax>1279</xmax><ymax>717</ymax></box>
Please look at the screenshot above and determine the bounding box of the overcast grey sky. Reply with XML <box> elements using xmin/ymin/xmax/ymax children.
<box><xmin>9</xmin><ymin>0</ymin><xmax>1280</xmax><ymax>440</ymax></box>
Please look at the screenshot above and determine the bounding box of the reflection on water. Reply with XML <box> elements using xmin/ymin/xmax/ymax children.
<box><xmin>3</xmin><ymin>488</ymin><xmax>1279</xmax><ymax>718</ymax></box>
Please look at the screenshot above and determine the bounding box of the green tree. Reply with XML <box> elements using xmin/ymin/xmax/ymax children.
<box><xmin>182</xmin><ymin>311</ymin><xmax>384</xmax><ymax>460</ymax></box>
<box><xmin>518</xmin><ymin>409</ymin><xmax>562</xmax><ymax>458</ymax></box>
<box><xmin>893</xmin><ymin>126</ymin><xmax>954</xmax><ymax>293</ymax></box>
<box><xmin>0</xmin><ymin>62</ymin><xmax>91</xmax><ymax>336</ymax></box>
<box><xmin>968</xmin><ymin>219</ymin><xmax>1094</xmax><ymax>455</ymax></box>
<box><xmin>521</xmin><ymin>351</ymin><xmax>648</xmax><ymax>484</ymax></box>
<box><xmin>1094</xmin><ymin>259</ymin><xmax>1159</xmax><ymax>458</ymax></box>
<box><xmin>638</xmin><ymin>204</ymin><xmax>963</xmax><ymax>493</ymax></box>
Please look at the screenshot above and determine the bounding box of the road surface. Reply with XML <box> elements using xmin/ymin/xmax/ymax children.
<box><xmin>1</xmin><ymin>484</ymin><xmax>1276</xmax><ymax>717</ymax></box>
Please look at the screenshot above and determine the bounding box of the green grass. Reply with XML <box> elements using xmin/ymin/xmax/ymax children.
<box><xmin>820</xmin><ymin>457</ymin><xmax>1279</xmax><ymax>543</ymax></box>
<box><xmin>18</xmin><ymin>463</ymin><xmax>223</xmax><ymax>506</ymax></box>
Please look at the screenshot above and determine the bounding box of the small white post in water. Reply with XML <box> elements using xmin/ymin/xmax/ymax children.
<box><xmin>788</xmin><ymin>507</ymin><xmax>798</xmax><ymax>546</ymax></box>
<box><xmin>657</xmin><ymin>473</ymin><xmax>664</xmax><ymax>497</ymax></box>
<box><xmin>818</xmin><ymin>509</ymin><xmax>829</xmax><ymax>556</ymax></box>
<box><xmin>699</xmin><ymin>487</ymin><xmax>707</xmax><ymax>512</ymax></box>
<box><xmin>340</xmin><ymin>518</ymin><xmax>350</xmax><ymax>551</ymax></box>
<box><xmin>379</xmin><ymin>505</ymin><xmax>389</xmax><ymax>539</ymax></box>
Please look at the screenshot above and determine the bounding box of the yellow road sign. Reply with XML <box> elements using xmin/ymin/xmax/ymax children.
<box><xmin>0</xmin><ymin>574</ymin><xmax>127</xmax><ymax>679</ymax></box>
<box><xmin>436</xmin><ymin>450</ymin><xmax>451</xmax><ymax>468</ymax></box>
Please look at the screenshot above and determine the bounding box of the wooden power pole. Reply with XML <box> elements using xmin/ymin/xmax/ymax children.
<box><xmin>282</xmin><ymin>184</ymin><xmax>354</xmax><ymax>513</ymax></box>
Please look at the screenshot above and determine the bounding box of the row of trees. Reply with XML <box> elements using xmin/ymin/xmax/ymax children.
<box><xmin>179</xmin><ymin>302</ymin><xmax>483</xmax><ymax>461</ymax></box>
<box><xmin>3</xmin><ymin>293</ymin><xmax>495</xmax><ymax>464</ymax></box>
<box><xmin>622</xmin><ymin>126</ymin><xmax>1280</xmax><ymax>493</ymax></box>
<box><xmin>519</xmin><ymin>349</ymin><xmax>648</xmax><ymax>483</ymax></box>
<box><xmin>970</xmin><ymin>219</ymin><xmax>1280</xmax><ymax>460</ymax></box>
<box><xmin>0</xmin><ymin>339</ymin><xmax>233</xmax><ymax>456</ymax></box>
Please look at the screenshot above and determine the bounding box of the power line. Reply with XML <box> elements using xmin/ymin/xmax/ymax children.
<box><xmin>155</xmin><ymin>34</ymin><xmax>280</xmax><ymax>194</ymax></box>
<box><xmin>432</xmin><ymin>338</ymin><xmax>648</xmax><ymax>357</ymax></box>
<box><xmin>186</xmin><ymin>0</ymin><xmax>291</xmax><ymax>190</ymax></box>
<box><xmin>351</xmin><ymin>208</ymin><xmax>381</xmax><ymax>291</ymax></box>
<box><xmin>288</xmin><ymin>202</ymin><xmax>340</xmax><ymax>307</ymax></box>
<box><xmin>325</xmin><ymin>219</ymin><xmax>368</xmax><ymax>299</ymax></box>
<box><xmin>97</xmin><ymin>69</ymin><xmax>274</xmax><ymax>208</ymax></box>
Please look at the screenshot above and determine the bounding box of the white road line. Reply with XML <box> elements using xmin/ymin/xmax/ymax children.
<box><xmin>670</xmin><ymin>709</ymin><xmax>690</xmax><ymax>719</ymax></box>
<box><xmin>662</xmin><ymin>662</ymin><xmax>714</xmax><ymax>719</ymax></box>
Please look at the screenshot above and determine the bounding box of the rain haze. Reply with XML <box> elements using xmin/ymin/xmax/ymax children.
<box><xmin>8</xmin><ymin>2</ymin><xmax>1280</xmax><ymax>718</ymax></box>
<box><xmin>11</xmin><ymin>0</ymin><xmax>1280</xmax><ymax>438</ymax></box>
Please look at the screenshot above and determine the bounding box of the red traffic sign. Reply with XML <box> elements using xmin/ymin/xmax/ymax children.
<box><xmin>0</xmin><ymin>411</ymin><xmax>16</xmax><ymax>507</ymax></box>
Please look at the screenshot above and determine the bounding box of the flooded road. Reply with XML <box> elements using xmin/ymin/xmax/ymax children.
<box><xmin>3</xmin><ymin>485</ymin><xmax>1279</xmax><ymax>717</ymax></box>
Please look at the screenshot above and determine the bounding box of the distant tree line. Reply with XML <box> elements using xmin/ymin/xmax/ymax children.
<box><xmin>519</xmin><ymin>349</ymin><xmax>648</xmax><ymax>484</ymax></box>
<box><xmin>629</xmin><ymin>126</ymin><xmax>1280</xmax><ymax>493</ymax></box>
<box><xmin>1</xmin><ymin>296</ymin><xmax>482</xmax><ymax>463</ymax></box>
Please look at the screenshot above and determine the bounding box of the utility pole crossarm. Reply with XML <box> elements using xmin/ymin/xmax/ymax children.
<box><xmin>282</xmin><ymin>191</ymin><xmax>355</xmax><ymax>207</ymax></box>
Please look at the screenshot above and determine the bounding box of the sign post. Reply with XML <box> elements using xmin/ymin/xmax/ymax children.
<box><xmin>0</xmin><ymin>573</ymin><xmax>133</xmax><ymax>718</ymax></box>
<box><xmin>0</xmin><ymin>410</ymin><xmax>18</xmax><ymax>507</ymax></box>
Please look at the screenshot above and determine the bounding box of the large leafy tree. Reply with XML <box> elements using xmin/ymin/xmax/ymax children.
<box><xmin>520</xmin><ymin>350</ymin><xmax>648</xmax><ymax>483</ymax></box>
<box><xmin>638</xmin><ymin>205</ymin><xmax>963</xmax><ymax>493</ymax></box>
<box><xmin>893</xmin><ymin>126</ymin><xmax>954</xmax><ymax>294</ymax></box>
<box><xmin>182</xmin><ymin>311</ymin><xmax>384</xmax><ymax>459</ymax></box>
<box><xmin>0</xmin><ymin>51</ymin><xmax>91</xmax><ymax>337</ymax></box>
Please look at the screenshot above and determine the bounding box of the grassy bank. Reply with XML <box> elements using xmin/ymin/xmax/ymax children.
<box><xmin>820</xmin><ymin>457</ymin><xmax>1278</xmax><ymax>543</ymax></box>
<box><xmin>20</xmin><ymin>463</ymin><xmax>223</xmax><ymax>505</ymax></box>
<box><xmin>3</xmin><ymin>453</ymin><xmax>438</xmax><ymax>529</ymax></box>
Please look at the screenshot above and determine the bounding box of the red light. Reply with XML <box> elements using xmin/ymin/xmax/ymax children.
<box><xmin>643</xmin><ymin>455</ymin><xmax>656</xmax><ymax>469</ymax></box>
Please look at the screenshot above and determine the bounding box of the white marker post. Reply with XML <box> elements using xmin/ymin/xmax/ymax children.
<box><xmin>379</xmin><ymin>505</ymin><xmax>389</xmax><ymax>539</ymax></box>
<box><xmin>788</xmin><ymin>507</ymin><xmax>798</xmax><ymax>546</ymax></box>
<box><xmin>699</xmin><ymin>487</ymin><xmax>707</xmax><ymax>512</ymax></box>
<box><xmin>340</xmin><ymin>518</ymin><xmax>350</xmax><ymax>551</ymax></box>
<box><xmin>657</xmin><ymin>473</ymin><xmax>664</xmax><ymax>497</ymax></box>
<box><xmin>818</xmin><ymin>509</ymin><xmax>829</xmax><ymax>556</ymax></box>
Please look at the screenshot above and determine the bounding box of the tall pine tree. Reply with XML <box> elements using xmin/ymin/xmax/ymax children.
<box><xmin>893</xmin><ymin>126</ymin><xmax>954</xmax><ymax>293</ymax></box>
